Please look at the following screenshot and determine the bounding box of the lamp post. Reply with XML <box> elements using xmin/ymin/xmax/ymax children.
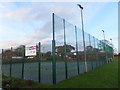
<box><xmin>110</xmin><ymin>38</ymin><xmax>113</xmax><ymax>47</ymax></box>
<box><xmin>102</xmin><ymin>30</ymin><xmax>106</xmax><ymax>51</ymax></box>
<box><xmin>102</xmin><ymin>30</ymin><xmax>105</xmax><ymax>42</ymax></box>
<box><xmin>110</xmin><ymin>38</ymin><xmax>114</xmax><ymax>60</ymax></box>
<box><xmin>102</xmin><ymin>30</ymin><xmax>108</xmax><ymax>63</ymax></box>
<box><xmin>77</xmin><ymin>4</ymin><xmax>87</xmax><ymax>72</ymax></box>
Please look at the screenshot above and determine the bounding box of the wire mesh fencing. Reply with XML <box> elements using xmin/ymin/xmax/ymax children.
<box><xmin>2</xmin><ymin>42</ymin><xmax>53</xmax><ymax>84</ymax></box>
<box><xmin>1</xmin><ymin>13</ymin><xmax>114</xmax><ymax>84</ymax></box>
<box><xmin>52</xmin><ymin>13</ymin><xmax>114</xmax><ymax>84</ymax></box>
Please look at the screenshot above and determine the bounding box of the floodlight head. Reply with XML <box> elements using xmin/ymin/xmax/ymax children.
<box><xmin>77</xmin><ymin>4</ymin><xmax>83</xmax><ymax>9</ymax></box>
<box><xmin>102</xmin><ymin>30</ymin><xmax>104</xmax><ymax>32</ymax></box>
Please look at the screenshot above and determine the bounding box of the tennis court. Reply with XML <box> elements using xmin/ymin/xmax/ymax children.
<box><xmin>1</xmin><ymin>13</ymin><xmax>114</xmax><ymax>84</ymax></box>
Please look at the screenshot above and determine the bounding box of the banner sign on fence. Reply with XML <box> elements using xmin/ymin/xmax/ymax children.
<box><xmin>25</xmin><ymin>44</ymin><xmax>37</xmax><ymax>56</ymax></box>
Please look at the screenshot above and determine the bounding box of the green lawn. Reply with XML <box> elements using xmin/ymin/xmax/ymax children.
<box><xmin>2</xmin><ymin>57</ymin><xmax>118</xmax><ymax>88</ymax></box>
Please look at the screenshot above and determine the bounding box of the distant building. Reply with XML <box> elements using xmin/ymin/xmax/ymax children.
<box><xmin>2</xmin><ymin>52</ymin><xmax>17</xmax><ymax>60</ymax></box>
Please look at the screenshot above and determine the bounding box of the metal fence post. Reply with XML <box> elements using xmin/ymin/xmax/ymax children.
<box><xmin>1</xmin><ymin>49</ymin><xmax>3</xmax><ymax>76</ymax></box>
<box><xmin>2</xmin><ymin>49</ymin><xmax>3</xmax><ymax>59</ymax></box>
<box><xmin>100</xmin><ymin>40</ymin><xmax>104</xmax><ymax>65</ymax></box>
<box><xmin>38</xmin><ymin>42</ymin><xmax>41</xmax><ymax>83</ymax></box>
<box><xmin>52</xmin><ymin>13</ymin><xmax>56</xmax><ymax>84</ymax></box>
<box><xmin>22</xmin><ymin>46</ymin><xmax>25</xmax><ymax>79</ymax></box>
<box><xmin>10</xmin><ymin>47</ymin><xmax>12</xmax><ymax>77</ymax></box>
<box><xmin>104</xmin><ymin>42</ymin><xmax>108</xmax><ymax>64</ymax></box>
<box><xmin>2</xmin><ymin>49</ymin><xmax>3</xmax><ymax>65</ymax></box>
<box><xmin>63</xmin><ymin>19</ymin><xmax>68</xmax><ymax>79</ymax></box>
<box><xmin>89</xmin><ymin>35</ymin><xmax>93</xmax><ymax>70</ymax></box>
<box><xmin>95</xmin><ymin>38</ymin><xmax>98</xmax><ymax>67</ymax></box>
<box><xmin>93</xmin><ymin>37</ymin><xmax>97</xmax><ymax>68</ymax></box>
<box><xmin>112</xmin><ymin>47</ymin><xmax>114</xmax><ymax>61</ymax></box>
<box><xmin>75</xmin><ymin>26</ymin><xmax>79</xmax><ymax>75</ymax></box>
<box><xmin>89</xmin><ymin>34</ymin><xmax>91</xmax><ymax>46</ymax></box>
<box><xmin>97</xmin><ymin>38</ymin><xmax>100</xmax><ymax>67</ymax></box>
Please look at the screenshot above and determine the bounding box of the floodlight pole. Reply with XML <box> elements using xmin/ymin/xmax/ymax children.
<box><xmin>110</xmin><ymin>38</ymin><xmax>113</xmax><ymax>46</ymax></box>
<box><xmin>102</xmin><ymin>30</ymin><xmax>106</xmax><ymax>51</ymax></box>
<box><xmin>110</xmin><ymin>38</ymin><xmax>114</xmax><ymax>60</ymax></box>
<box><xmin>102</xmin><ymin>30</ymin><xmax>105</xmax><ymax>42</ymax></box>
<box><xmin>102</xmin><ymin>30</ymin><xmax>107</xmax><ymax>63</ymax></box>
<box><xmin>102</xmin><ymin>30</ymin><xmax>106</xmax><ymax>49</ymax></box>
<box><xmin>77</xmin><ymin>4</ymin><xmax>87</xmax><ymax>72</ymax></box>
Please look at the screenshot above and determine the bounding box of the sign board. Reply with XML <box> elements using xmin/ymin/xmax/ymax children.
<box><xmin>25</xmin><ymin>44</ymin><xmax>36</xmax><ymax>56</ymax></box>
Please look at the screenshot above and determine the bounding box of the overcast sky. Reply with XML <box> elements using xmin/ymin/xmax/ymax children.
<box><xmin>0</xmin><ymin>1</ymin><xmax>118</xmax><ymax>53</ymax></box>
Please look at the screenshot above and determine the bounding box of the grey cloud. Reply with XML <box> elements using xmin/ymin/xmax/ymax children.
<box><xmin>0</xmin><ymin>3</ymin><xmax>83</xmax><ymax>50</ymax></box>
<box><xmin>27</xmin><ymin>21</ymin><xmax>52</xmax><ymax>41</ymax></box>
